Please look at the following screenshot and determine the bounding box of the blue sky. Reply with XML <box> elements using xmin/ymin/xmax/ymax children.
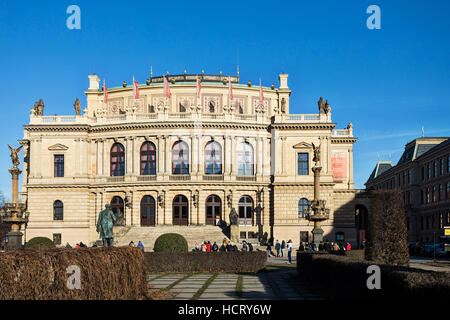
<box><xmin>0</xmin><ymin>0</ymin><xmax>449</xmax><ymax>199</ymax></box>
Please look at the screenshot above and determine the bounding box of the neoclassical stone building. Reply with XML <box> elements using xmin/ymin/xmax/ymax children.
<box><xmin>20</xmin><ymin>71</ymin><xmax>366</xmax><ymax>246</ymax></box>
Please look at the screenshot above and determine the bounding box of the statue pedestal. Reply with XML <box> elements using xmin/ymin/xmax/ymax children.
<box><xmin>230</xmin><ymin>224</ymin><xmax>240</xmax><ymax>243</ymax></box>
<box><xmin>6</xmin><ymin>231</ymin><xmax>23</xmax><ymax>249</ymax></box>
<box><xmin>312</xmin><ymin>227</ymin><xmax>324</xmax><ymax>246</ymax></box>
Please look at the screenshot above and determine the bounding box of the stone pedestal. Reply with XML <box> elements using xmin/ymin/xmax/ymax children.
<box><xmin>230</xmin><ymin>224</ymin><xmax>240</xmax><ymax>243</ymax></box>
<box><xmin>6</xmin><ymin>231</ymin><xmax>23</xmax><ymax>249</ymax></box>
<box><xmin>311</xmin><ymin>227</ymin><xmax>324</xmax><ymax>246</ymax></box>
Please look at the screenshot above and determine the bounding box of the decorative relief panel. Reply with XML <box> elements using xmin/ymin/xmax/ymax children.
<box><xmin>107</xmin><ymin>97</ymin><xmax>125</xmax><ymax>115</ymax></box>
<box><xmin>176</xmin><ymin>95</ymin><xmax>195</xmax><ymax>112</ymax></box>
<box><xmin>202</xmin><ymin>94</ymin><xmax>222</xmax><ymax>113</ymax></box>
<box><xmin>252</xmin><ymin>97</ymin><xmax>270</xmax><ymax>114</ymax></box>
<box><xmin>127</xmin><ymin>95</ymin><xmax>147</xmax><ymax>113</ymax></box>
<box><xmin>151</xmin><ymin>95</ymin><xmax>166</xmax><ymax>112</ymax></box>
<box><xmin>233</xmin><ymin>96</ymin><xmax>247</xmax><ymax>114</ymax></box>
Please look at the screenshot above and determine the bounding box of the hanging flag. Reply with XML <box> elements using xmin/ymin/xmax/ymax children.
<box><xmin>133</xmin><ymin>76</ymin><xmax>140</xmax><ymax>99</ymax></box>
<box><xmin>103</xmin><ymin>79</ymin><xmax>108</xmax><ymax>104</ymax></box>
<box><xmin>228</xmin><ymin>76</ymin><xmax>233</xmax><ymax>103</ymax></box>
<box><xmin>164</xmin><ymin>76</ymin><xmax>171</xmax><ymax>98</ymax></box>
<box><xmin>196</xmin><ymin>77</ymin><xmax>202</xmax><ymax>99</ymax></box>
<box><xmin>259</xmin><ymin>78</ymin><xmax>264</xmax><ymax>103</ymax></box>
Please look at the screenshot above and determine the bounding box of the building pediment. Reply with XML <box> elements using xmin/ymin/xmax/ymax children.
<box><xmin>48</xmin><ymin>143</ymin><xmax>69</xmax><ymax>151</ymax></box>
<box><xmin>292</xmin><ymin>142</ymin><xmax>312</xmax><ymax>149</ymax></box>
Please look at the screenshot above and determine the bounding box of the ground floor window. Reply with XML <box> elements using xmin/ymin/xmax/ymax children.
<box><xmin>336</xmin><ymin>232</ymin><xmax>345</xmax><ymax>242</ymax></box>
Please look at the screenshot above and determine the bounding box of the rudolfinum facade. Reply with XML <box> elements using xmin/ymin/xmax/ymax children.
<box><xmin>20</xmin><ymin>71</ymin><xmax>368</xmax><ymax>246</ymax></box>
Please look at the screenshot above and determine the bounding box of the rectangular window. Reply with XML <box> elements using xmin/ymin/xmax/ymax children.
<box><xmin>407</xmin><ymin>170</ymin><xmax>410</xmax><ymax>184</ymax></box>
<box><xmin>421</xmin><ymin>167</ymin><xmax>425</xmax><ymax>181</ymax></box>
<box><xmin>434</xmin><ymin>161</ymin><xmax>438</xmax><ymax>177</ymax></box>
<box><xmin>297</xmin><ymin>153</ymin><xmax>309</xmax><ymax>175</ymax></box>
<box><xmin>440</xmin><ymin>159</ymin><xmax>444</xmax><ymax>175</ymax></box>
<box><xmin>428</xmin><ymin>164</ymin><xmax>431</xmax><ymax>179</ymax></box>
<box><xmin>53</xmin><ymin>233</ymin><xmax>61</xmax><ymax>245</ymax></box>
<box><xmin>54</xmin><ymin>155</ymin><xmax>64</xmax><ymax>177</ymax></box>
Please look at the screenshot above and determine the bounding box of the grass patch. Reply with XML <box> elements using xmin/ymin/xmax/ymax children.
<box><xmin>163</xmin><ymin>273</ymin><xmax>193</xmax><ymax>291</ymax></box>
<box><xmin>192</xmin><ymin>273</ymin><xmax>218</xmax><ymax>300</ymax></box>
<box><xmin>235</xmin><ymin>274</ymin><xmax>243</xmax><ymax>299</ymax></box>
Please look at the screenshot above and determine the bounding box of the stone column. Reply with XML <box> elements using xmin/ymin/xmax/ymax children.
<box><xmin>281</xmin><ymin>136</ymin><xmax>287</xmax><ymax>175</ymax></box>
<box><xmin>348</xmin><ymin>147</ymin><xmax>354</xmax><ymax>189</ymax></box>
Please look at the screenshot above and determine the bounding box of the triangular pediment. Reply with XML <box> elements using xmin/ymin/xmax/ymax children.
<box><xmin>48</xmin><ymin>143</ymin><xmax>69</xmax><ymax>151</ymax></box>
<box><xmin>292</xmin><ymin>142</ymin><xmax>312</xmax><ymax>149</ymax></box>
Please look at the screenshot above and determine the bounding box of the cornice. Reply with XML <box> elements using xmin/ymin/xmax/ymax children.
<box><xmin>270</xmin><ymin>123</ymin><xmax>336</xmax><ymax>130</ymax></box>
<box><xmin>331</xmin><ymin>137</ymin><xmax>358</xmax><ymax>144</ymax></box>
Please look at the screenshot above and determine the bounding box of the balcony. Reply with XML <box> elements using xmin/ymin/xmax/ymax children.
<box><xmin>273</xmin><ymin>113</ymin><xmax>331</xmax><ymax>124</ymax></box>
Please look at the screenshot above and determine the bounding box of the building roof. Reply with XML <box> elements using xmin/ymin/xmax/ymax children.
<box><xmin>365</xmin><ymin>137</ymin><xmax>449</xmax><ymax>186</ymax></box>
<box><xmin>366</xmin><ymin>161</ymin><xmax>393</xmax><ymax>183</ymax></box>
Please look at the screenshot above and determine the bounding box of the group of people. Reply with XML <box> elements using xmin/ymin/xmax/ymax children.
<box><xmin>267</xmin><ymin>240</ymin><xmax>294</xmax><ymax>263</ymax></box>
<box><xmin>128</xmin><ymin>240</ymin><xmax>145</xmax><ymax>252</ymax></box>
<box><xmin>193</xmin><ymin>238</ymin><xmax>254</xmax><ymax>252</ymax></box>
<box><xmin>298</xmin><ymin>240</ymin><xmax>351</xmax><ymax>253</ymax></box>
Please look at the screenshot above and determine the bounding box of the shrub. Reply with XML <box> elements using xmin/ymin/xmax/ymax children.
<box><xmin>145</xmin><ymin>251</ymin><xmax>267</xmax><ymax>273</ymax></box>
<box><xmin>366</xmin><ymin>190</ymin><xmax>409</xmax><ymax>266</ymax></box>
<box><xmin>297</xmin><ymin>252</ymin><xmax>450</xmax><ymax>299</ymax></box>
<box><xmin>153</xmin><ymin>233</ymin><xmax>188</xmax><ymax>253</ymax></box>
<box><xmin>25</xmin><ymin>237</ymin><xmax>55</xmax><ymax>249</ymax></box>
<box><xmin>0</xmin><ymin>247</ymin><xmax>147</xmax><ymax>300</ymax></box>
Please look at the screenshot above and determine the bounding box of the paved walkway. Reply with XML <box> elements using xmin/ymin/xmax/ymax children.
<box><xmin>148</xmin><ymin>268</ymin><xmax>321</xmax><ymax>300</ymax></box>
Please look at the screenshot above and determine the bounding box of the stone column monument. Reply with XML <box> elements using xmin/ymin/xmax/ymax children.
<box><xmin>0</xmin><ymin>144</ymin><xmax>29</xmax><ymax>249</ymax></box>
<box><xmin>306</xmin><ymin>143</ymin><xmax>330</xmax><ymax>246</ymax></box>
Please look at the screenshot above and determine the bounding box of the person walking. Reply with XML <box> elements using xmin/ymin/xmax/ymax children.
<box><xmin>275</xmin><ymin>240</ymin><xmax>281</xmax><ymax>257</ymax></box>
<box><xmin>266</xmin><ymin>243</ymin><xmax>272</xmax><ymax>257</ymax></box>
<box><xmin>242</xmin><ymin>241</ymin><xmax>248</xmax><ymax>252</ymax></box>
<box><xmin>137</xmin><ymin>241</ymin><xmax>144</xmax><ymax>252</ymax></box>
<box><xmin>346</xmin><ymin>242</ymin><xmax>351</xmax><ymax>251</ymax></box>
<box><xmin>129</xmin><ymin>241</ymin><xmax>135</xmax><ymax>247</ymax></box>
<box><xmin>201</xmin><ymin>242</ymin><xmax>206</xmax><ymax>252</ymax></box>
<box><xmin>212</xmin><ymin>241</ymin><xmax>218</xmax><ymax>251</ymax></box>
<box><xmin>206</xmin><ymin>241</ymin><xmax>211</xmax><ymax>252</ymax></box>
<box><xmin>194</xmin><ymin>241</ymin><xmax>200</xmax><ymax>252</ymax></box>
<box><xmin>281</xmin><ymin>240</ymin><xmax>286</xmax><ymax>257</ymax></box>
<box><xmin>287</xmin><ymin>240</ymin><xmax>293</xmax><ymax>264</ymax></box>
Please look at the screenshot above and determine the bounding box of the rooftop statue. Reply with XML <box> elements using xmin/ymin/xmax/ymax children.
<box><xmin>74</xmin><ymin>98</ymin><xmax>81</xmax><ymax>115</ymax></box>
<box><xmin>318</xmin><ymin>97</ymin><xmax>325</xmax><ymax>114</ymax></box>
<box><xmin>324</xmin><ymin>100</ymin><xmax>331</xmax><ymax>114</ymax></box>
<box><xmin>8</xmin><ymin>144</ymin><xmax>23</xmax><ymax>168</ymax></box>
<box><xmin>33</xmin><ymin>98</ymin><xmax>44</xmax><ymax>116</ymax></box>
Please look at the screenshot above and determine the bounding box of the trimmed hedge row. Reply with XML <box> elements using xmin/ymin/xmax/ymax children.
<box><xmin>145</xmin><ymin>251</ymin><xmax>267</xmax><ymax>273</ymax></box>
<box><xmin>0</xmin><ymin>247</ymin><xmax>147</xmax><ymax>300</ymax></box>
<box><xmin>25</xmin><ymin>237</ymin><xmax>55</xmax><ymax>249</ymax></box>
<box><xmin>297</xmin><ymin>252</ymin><xmax>450</xmax><ymax>300</ymax></box>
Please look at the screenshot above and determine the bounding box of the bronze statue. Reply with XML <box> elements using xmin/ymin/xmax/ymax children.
<box><xmin>229</xmin><ymin>208</ymin><xmax>238</xmax><ymax>225</ymax></box>
<box><xmin>324</xmin><ymin>100</ymin><xmax>331</xmax><ymax>114</ymax></box>
<box><xmin>96</xmin><ymin>203</ymin><xmax>117</xmax><ymax>247</ymax></box>
<box><xmin>311</xmin><ymin>142</ymin><xmax>321</xmax><ymax>163</ymax></box>
<box><xmin>73</xmin><ymin>98</ymin><xmax>81</xmax><ymax>115</ymax></box>
<box><xmin>8</xmin><ymin>144</ymin><xmax>23</xmax><ymax>168</ymax></box>
<box><xmin>33</xmin><ymin>99</ymin><xmax>44</xmax><ymax>116</ymax></box>
<box><xmin>318</xmin><ymin>97</ymin><xmax>325</xmax><ymax>114</ymax></box>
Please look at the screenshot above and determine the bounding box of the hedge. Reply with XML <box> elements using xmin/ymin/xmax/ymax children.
<box><xmin>25</xmin><ymin>237</ymin><xmax>55</xmax><ymax>249</ymax></box>
<box><xmin>297</xmin><ymin>252</ymin><xmax>450</xmax><ymax>300</ymax></box>
<box><xmin>0</xmin><ymin>247</ymin><xmax>147</xmax><ymax>300</ymax></box>
<box><xmin>145</xmin><ymin>251</ymin><xmax>267</xmax><ymax>273</ymax></box>
<box><xmin>153</xmin><ymin>233</ymin><xmax>188</xmax><ymax>253</ymax></box>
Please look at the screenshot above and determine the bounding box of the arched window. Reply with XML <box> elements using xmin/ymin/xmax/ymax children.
<box><xmin>141</xmin><ymin>195</ymin><xmax>156</xmax><ymax>226</ymax></box>
<box><xmin>172</xmin><ymin>141</ymin><xmax>189</xmax><ymax>174</ymax></box>
<box><xmin>204</xmin><ymin>141</ymin><xmax>222</xmax><ymax>174</ymax></box>
<box><xmin>110</xmin><ymin>143</ymin><xmax>125</xmax><ymax>176</ymax></box>
<box><xmin>237</xmin><ymin>142</ymin><xmax>254</xmax><ymax>176</ymax></box>
<box><xmin>298</xmin><ymin>198</ymin><xmax>308</xmax><ymax>218</ymax></box>
<box><xmin>111</xmin><ymin>196</ymin><xmax>125</xmax><ymax>226</ymax></box>
<box><xmin>140</xmin><ymin>141</ymin><xmax>156</xmax><ymax>175</ymax></box>
<box><xmin>238</xmin><ymin>196</ymin><xmax>253</xmax><ymax>226</ymax></box>
<box><xmin>53</xmin><ymin>200</ymin><xmax>63</xmax><ymax>220</ymax></box>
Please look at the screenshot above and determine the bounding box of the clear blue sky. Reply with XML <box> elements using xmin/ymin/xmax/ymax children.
<box><xmin>0</xmin><ymin>0</ymin><xmax>449</xmax><ymax>200</ymax></box>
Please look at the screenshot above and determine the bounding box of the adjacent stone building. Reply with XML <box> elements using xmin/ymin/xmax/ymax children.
<box><xmin>20</xmin><ymin>71</ymin><xmax>367</xmax><ymax>246</ymax></box>
<box><xmin>365</xmin><ymin>137</ymin><xmax>450</xmax><ymax>244</ymax></box>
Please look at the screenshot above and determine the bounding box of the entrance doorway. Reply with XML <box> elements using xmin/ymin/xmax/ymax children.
<box><xmin>205</xmin><ymin>195</ymin><xmax>222</xmax><ymax>225</ymax></box>
<box><xmin>111</xmin><ymin>196</ymin><xmax>125</xmax><ymax>226</ymax></box>
<box><xmin>141</xmin><ymin>195</ymin><xmax>156</xmax><ymax>226</ymax></box>
<box><xmin>173</xmin><ymin>195</ymin><xmax>188</xmax><ymax>225</ymax></box>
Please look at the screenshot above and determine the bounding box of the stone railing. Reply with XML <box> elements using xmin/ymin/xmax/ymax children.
<box><xmin>331</xmin><ymin>128</ymin><xmax>353</xmax><ymax>137</ymax></box>
<box><xmin>273</xmin><ymin>113</ymin><xmax>331</xmax><ymax>124</ymax></box>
